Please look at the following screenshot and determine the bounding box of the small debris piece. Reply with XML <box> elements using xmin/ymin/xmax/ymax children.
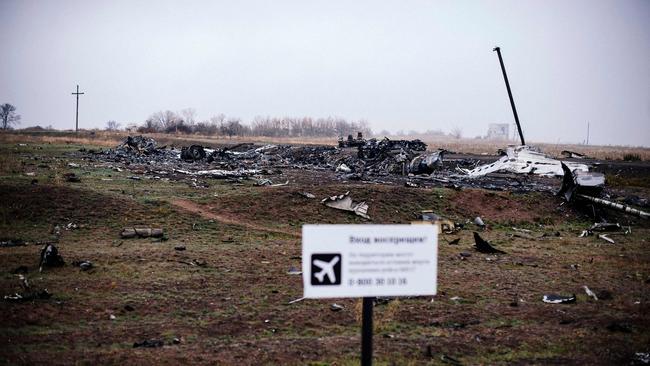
<box><xmin>322</xmin><ymin>191</ymin><xmax>370</xmax><ymax>219</ymax></box>
<box><xmin>120</xmin><ymin>228</ymin><xmax>137</xmax><ymax>239</ymax></box>
<box><xmin>447</xmin><ymin>238</ymin><xmax>460</xmax><ymax>245</ymax></box>
<box><xmin>72</xmin><ymin>260</ymin><xmax>93</xmax><ymax>271</ymax></box>
<box><xmin>64</xmin><ymin>173</ymin><xmax>81</xmax><ymax>182</ymax></box>
<box><xmin>336</xmin><ymin>163</ymin><xmax>352</xmax><ymax>173</ymax></box>
<box><xmin>39</xmin><ymin>244</ymin><xmax>65</xmax><ymax>270</ymax></box>
<box><xmin>110</xmin><ymin>314</ymin><xmax>117</xmax><ymax>320</ymax></box>
<box><xmin>473</xmin><ymin>217</ymin><xmax>485</xmax><ymax>228</ymax></box>
<box><xmin>174</xmin><ymin>245</ymin><xmax>186</xmax><ymax>251</ymax></box>
<box><xmin>584</xmin><ymin>286</ymin><xmax>598</xmax><ymax>300</ymax></box>
<box><xmin>440</xmin><ymin>354</ymin><xmax>462</xmax><ymax>366</ymax></box>
<box><xmin>121</xmin><ymin>227</ymin><xmax>164</xmax><ymax>239</ymax></box>
<box><xmin>542</xmin><ymin>294</ymin><xmax>576</xmax><ymax>304</ymax></box>
<box><xmin>288</xmin><ymin>297</ymin><xmax>305</xmax><ymax>305</ymax></box>
<box><xmin>631</xmin><ymin>352</ymin><xmax>650</xmax><ymax>365</ymax></box>
<box><xmin>298</xmin><ymin>192</ymin><xmax>315</xmax><ymax>199</ymax></box>
<box><xmin>133</xmin><ymin>339</ymin><xmax>164</xmax><ymax>348</ymax></box>
<box><xmin>287</xmin><ymin>266</ymin><xmax>302</xmax><ymax>275</ymax></box>
<box><xmin>598</xmin><ymin>234</ymin><xmax>615</xmax><ymax>244</ymax></box>
<box><xmin>473</xmin><ymin>232</ymin><xmax>506</xmax><ymax>254</ymax></box>
<box><xmin>330</xmin><ymin>303</ymin><xmax>344</xmax><ymax>312</ymax></box>
<box><xmin>180</xmin><ymin>145</ymin><xmax>206</xmax><ymax>161</ymax></box>
<box><xmin>405</xmin><ymin>181</ymin><xmax>418</xmax><ymax>188</ymax></box>
<box><xmin>172</xmin><ymin>337</ymin><xmax>181</xmax><ymax>345</ymax></box>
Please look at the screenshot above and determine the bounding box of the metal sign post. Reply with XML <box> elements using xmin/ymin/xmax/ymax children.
<box><xmin>302</xmin><ymin>225</ymin><xmax>438</xmax><ymax>365</ymax></box>
<box><xmin>361</xmin><ymin>297</ymin><xmax>373</xmax><ymax>366</ymax></box>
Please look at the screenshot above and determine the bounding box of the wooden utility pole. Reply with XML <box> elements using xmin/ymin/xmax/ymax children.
<box><xmin>71</xmin><ymin>85</ymin><xmax>85</xmax><ymax>132</ymax></box>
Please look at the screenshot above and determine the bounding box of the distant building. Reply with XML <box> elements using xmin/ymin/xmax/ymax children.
<box><xmin>486</xmin><ymin>123</ymin><xmax>509</xmax><ymax>140</ymax></box>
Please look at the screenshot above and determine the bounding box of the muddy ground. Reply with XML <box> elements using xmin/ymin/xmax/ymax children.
<box><xmin>0</xmin><ymin>139</ymin><xmax>649</xmax><ymax>365</ymax></box>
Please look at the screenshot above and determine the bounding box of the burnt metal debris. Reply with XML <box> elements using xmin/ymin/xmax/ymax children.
<box><xmin>473</xmin><ymin>232</ymin><xmax>506</xmax><ymax>254</ymax></box>
<box><xmin>39</xmin><ymin>244</ymin><xmax>65</xmax><ymax>271</ymax></box>
<box><xmin>81</xmin><ymin>135</ymin><xmax>648</xmax><ymax>221</ymax></box>
<box><xmin>559</xmin><ymin>162</ymin><xmax>649</xmax><ymax>219</ymax></box>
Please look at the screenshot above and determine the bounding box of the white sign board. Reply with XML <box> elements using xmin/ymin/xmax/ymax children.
<box><xmin>302</xmin><ymin>225</ymin><xmax>438</xmax><ymax>299</ymax></box>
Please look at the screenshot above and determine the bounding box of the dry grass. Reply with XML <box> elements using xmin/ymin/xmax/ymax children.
<box><xmin>2</xmin><ymin>130</ymin><xmax>648</xmax><ymax>160</ymax></box>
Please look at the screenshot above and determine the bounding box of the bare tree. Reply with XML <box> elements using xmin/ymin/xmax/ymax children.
<box><xmin>106</xmin><ymin>120</ymin><xmax>121</xmax><ymax>131</ymax></box>
<box><xmin>181</xmin><ymin>108</ymin><xmax>196</xmax><ymax>127</ymax></box>
<box><xmin>1</xmin><ymin>103</ymin><xmax>21</xmax><ymax>130</ymax></box>
<box><xmin>450</xmin><ymin>127</ymin><xmax>463</xmax><ymax>139</ymax></box>
<box><xmin>222</xmin><ymin>118</ymin><xmax>245</xmax><ymax>139</ymax></box>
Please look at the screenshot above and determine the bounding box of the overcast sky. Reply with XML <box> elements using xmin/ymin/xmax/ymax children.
<box><xmin>1</xmin><ymin>0</ymin><xmax>648</xmax><ymax>146</ymax></box>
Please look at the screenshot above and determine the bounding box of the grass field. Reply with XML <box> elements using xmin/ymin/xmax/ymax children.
<box><xmin>0</xmin><ymin>134</ymin><xmax>649</xmax><ymax>365</ymax></box>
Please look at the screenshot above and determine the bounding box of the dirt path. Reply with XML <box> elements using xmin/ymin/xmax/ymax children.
<box><xmin>171</xmin><ymin>199</ymin><xmax>300</xmax><ymax>238</ymax></box>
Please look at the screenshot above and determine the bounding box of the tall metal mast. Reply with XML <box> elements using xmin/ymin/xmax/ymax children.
<box><xmin>493</xmin><ymin>47</ymin><xmax>525</xmax><ymax>146</ymax></box>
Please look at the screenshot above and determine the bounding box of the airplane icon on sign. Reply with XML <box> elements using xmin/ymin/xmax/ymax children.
<box><xmin>313</xmin><ymin>255</ymin><xmax>340</xmax><ymax>284</ymax></box>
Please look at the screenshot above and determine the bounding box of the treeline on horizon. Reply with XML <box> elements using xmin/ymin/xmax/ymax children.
<box><xmin>134</xmin><ymin>110</ymin><xmax>373</xmax><ymax>139</ymax></box>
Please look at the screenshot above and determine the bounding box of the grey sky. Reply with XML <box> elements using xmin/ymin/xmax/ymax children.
<box><xmin>1</xmin><ymin>0</ymin><xmax>648</xmax><ymax>146</ymax></box>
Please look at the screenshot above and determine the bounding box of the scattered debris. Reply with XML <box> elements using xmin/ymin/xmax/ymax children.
<box><xmin>174</xmin><ymin>245</ymin><xmax>186</xmax><ymax>251</ymax></box>
<box><xmin>542</xmin><ymin>294</ymin><xmax>576</xmax><ymax>304</ymax></box>
<box><xmin>330</xmin><ymin>303</ymin><xmax>344</xmax><ymax>312</ymax></box>
<box><xmin>322</xmin><ymin>192</ymin><xmax>370</xmax><ymax>219</ymax></box>
<box><xmin>39</xmin><ymin>244</ymin><xmax>65</xmax><ymax>271</ymax></box>
<box><xmin>174</xmin><ymin>168</ymin><xmax>261</xmax><ymax>179</ymax></box>
<box><xmin>473</xmin><ymin>232</ymin><xmax>506</xmax><ymax>254</ymax></box>
<box><xmin>473</xmin><ymin>216</ymin><xmax>486</xmax><ymax>228</ymax></box>
<box><xmin>413</xmin><ymin>211</ymin><xmax>456</xmax><ymax>233</ymax></box>
<box><xmin>4</xmin><ymin>289</ymin><xmax>51</xmax><ymax>302</ymax></box>
<box><xmin>110</xmin><ymin>314</ymin><xmax>117</xmax><ymax>320</ymax></box>
<box><xmin>631</xmin><ymin>352</ymin><xmax>650</xmax><ymax>365</ymax></box>
<box><xmin>133</xmin><ymin>339</ymin><xmax>164</xmax><ymax>348</ymax></box>
<box><xmin>298</xmin><ymin>192</ymin><xmax>316</xmax><ymax>199</ymax></box>
<box><xmin>0</xmin><ymin>239</ymin><xmax>26</xmax><ymax>247</ymax></box>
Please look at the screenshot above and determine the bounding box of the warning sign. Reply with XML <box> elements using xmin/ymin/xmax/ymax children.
<box><xmin>302</xmin><ymin>225</ymin><xmax>438</xmax><ymax>299</ymax></box>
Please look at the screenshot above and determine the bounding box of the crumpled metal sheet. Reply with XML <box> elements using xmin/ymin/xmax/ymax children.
<box><xmin>460</xmin><ymin>145</ymin><xmax>590</xmax><ymax>178</ymax></box>
<box><xmin>321</xmin><ymin>191</ymin><xmax>370</xmax><ymax>219</ymax></box>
